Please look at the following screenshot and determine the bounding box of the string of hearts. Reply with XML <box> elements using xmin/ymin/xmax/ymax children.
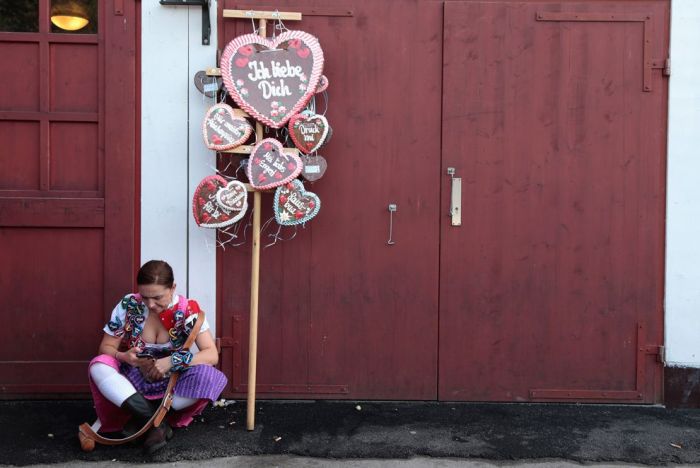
<box><xmin>192</xmin><ymin>25</ymin><xmax>330</xmax><ymax>248</ymax></box>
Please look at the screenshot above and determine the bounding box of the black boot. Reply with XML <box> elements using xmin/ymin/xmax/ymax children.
<box><xmin>142</xmin><ymin>422</ymin><xmax>173</xmax><ymax>454</ymax></box>
<box><xmin>121</xmin><ymin>393</ymin><xmax>172</xmax><ymax>453</ymax></box>
<box><xmin>120</xmin><ymin>393</ymin><xmax>154</xmax><ymax>438</ymax></box>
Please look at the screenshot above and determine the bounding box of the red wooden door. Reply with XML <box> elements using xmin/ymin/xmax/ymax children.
<box><xmin>0</xmin><ymin>0</ymin><xmax>137</xmax><ymax>395</ymax></box>
<box><xmin>217</xmin><ymin>0</ymin><xmax>442</xmax><ymax>400</ymax></box>
<box><xmin>439</xmin><ymin>1</ymin><xmax>668</xmax><ymax>402</ymax></box>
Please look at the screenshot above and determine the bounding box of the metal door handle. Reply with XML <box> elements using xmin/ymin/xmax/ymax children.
<box><xmin>447</xmin><ymin>168</ymin><xmax>461</xmax><ymax>226</ymax></box>
<box><xmin>387</xmin><ymin>203</ymin><xmax>397</xmax><ymax>245</ymax></box>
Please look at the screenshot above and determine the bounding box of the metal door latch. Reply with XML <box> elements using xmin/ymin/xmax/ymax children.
<box><xmin>387</xmin><ymin>204</ymin><xmax>397</xmax><ymax>245</ymax></box>
<box><xmin>447</xmin><ymin>168</ymin><xmax>461</xmax><ymax>226</ymax></box>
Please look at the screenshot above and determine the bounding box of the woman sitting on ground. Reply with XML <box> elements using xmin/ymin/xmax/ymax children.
<box><xmin>88</xmin><ymin>259</ymin><xmax>227</xmax><ymax>453</ymax></box>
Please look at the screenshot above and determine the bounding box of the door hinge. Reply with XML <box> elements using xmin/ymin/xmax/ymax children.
<box><xmin>652</xmin><ymin>58</ymin><xmax>670</xmax><ymax>77</ymax></box>
<box><xmin>658</xmin><ymin>345</ymin><xmax>666</xmax><ymax>364</ymax></box>
<box><xmin>645</xmin><ymin>344</ymin><xmax>665</xmax><ymax>364</ymax></box>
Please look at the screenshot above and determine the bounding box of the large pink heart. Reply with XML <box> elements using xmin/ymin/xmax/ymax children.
<box><xmin>202</xmin><ymin>103</ymin><xmax>253</xmax><ymax>151</ymax></box>
<box><xmin>246</xmin><ymin>138</ymin><xmax>302</xmax><ymax>190</ymax></box>
<box><xmin>220</xmin><ymin>30</ymin><xmax>324</xmax><ymax>129</ymax></box>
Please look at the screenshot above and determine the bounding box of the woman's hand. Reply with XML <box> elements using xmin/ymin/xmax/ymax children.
<box><xmin>139</xmin><ymin>356</ymin><xmax>172</xmax><ymax>382</ymax></box>
<box><xmin>118</xmin><ymin>347</ymin><xmax>147</xmax><ymax>367</ymax></box>
<box><xmin>154</xmin><ymin>356</ymin><xmax>173</xmax><ymax>378</ymax></box>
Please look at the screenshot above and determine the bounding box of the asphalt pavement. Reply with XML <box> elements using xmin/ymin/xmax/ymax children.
<box><xmin>1</xmin><ymin>400</ymin><xmax>700</xmax><ymax>466</ymax></box>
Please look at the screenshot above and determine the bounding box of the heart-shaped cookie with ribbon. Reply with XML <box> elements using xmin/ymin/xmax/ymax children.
<box><xmin>301</xmin><ymin>154</ymin><xmax>328</xmax><ymax>182</ymax></box>
<box><xmin>215</xmin><ymin>180</ymin><xmax>248</xmax><ymax>213</ymax></box>
<box><xmin>288</xmin><ymin>111</ymin><xmax>330</xmax><ymax>154</ymax></box>
<box><xmin>202</xmin><ymin>103</ymin><xmax>253</xmax><ymax>151</ymax></box>
<box><xmin>246</xmin><ymin>138</ymin><xmax>303</xmax><ymax>190</ymax></box>
<box><xmin>220</xmin><ymin>30</ymin><xmax>324</xmax><ymax>128</ymax></box>
<box><xmin>274</xmin><ymin>179</ymin><xmax>321</xmax><ymax>226</ymax></box>
<box><xmin>192</xmin><ymin>175</ymin><xmax>247</xmax><ymax>228</ymax></box>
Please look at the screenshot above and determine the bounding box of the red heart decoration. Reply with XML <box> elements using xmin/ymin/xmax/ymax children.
<box><xmin>245</xmin><ymin>138</ymin><xmax>302</xmax><ymax>190</ymax></box>
<box><xmin>288</xmin><ymin>112</ymin><xmax>330</xmax><ymax>154</ymax></box>
<box><xmin>238</xmin><ymin>45</ymin><xmax>254</xmax><ymax>56</ymax></box>
<box><xmin>202</xmin><ymin>103</ymin><xmax>253</xmax><ymax>151</ymax></box>
<box><xmin>192</xmin><ymin>176</ymin><xmax>246</xmax><ymax>228</ymax></box>
<box><xmin>220</xmin><ymin>30</ymin><xmax>324</xmax><ymax>128</ymax></box>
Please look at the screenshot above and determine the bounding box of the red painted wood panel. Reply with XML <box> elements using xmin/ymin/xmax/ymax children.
<box><xmin>50</xmin><ymin>122</ymin><xmax>99</xmax><ymax>190</ymax></box>
<box><xmin>0</xmin><ymin>198</ymin><xmax>104</xmax><ymax>227</ymax></box>
<box><xmin>218</xmin><ymin>0</ymin><xmax>442</xmax><ymax>399</ymax></box>
<box><xmin>0</xmin><ymin>42</ymin><xmax>40</xmax><ymax>111</ymax></box>
<box><xmin>50</xmin><ymin>43</ymin><xmax>98</xmax><ymax>112</ymax></box>
<box><xmin>0</xmin><ymin>0</ymin><xmax>137</xmax><ymax>396</ymax></box>
<box><xmin>0</xmin><ymin>228</ymin><xmax>104</xmax><ymax>362</ymax></box>
<box><xmin>0</xmin><ymin>121</ymin><xmax>40</xmax><ymax>189</ymax></box>
<box><xmin>439</xmin><ymin>1</ymin><xmax>667</xmax><ymax>403</ymax></box>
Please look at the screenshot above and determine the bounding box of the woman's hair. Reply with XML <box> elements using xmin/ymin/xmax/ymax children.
<box><xmin>137</xmin><ymin>260</ymin><xmax>174</xmax><ymax>287</ymax></box>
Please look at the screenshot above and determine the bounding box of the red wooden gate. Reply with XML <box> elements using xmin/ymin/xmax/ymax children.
<box><xmin>217</xmin><ymin>0</ymin><xmax>667</xmax><ymax>402</ymax></box>
<box><xmin>439</xmin><ymin>1</ymin><xmax>667</xmax><ymax>402</ymax></box>
<box><xmin>217</xmin><ymin>0</ymin><xmax>442</xmax><ymax>400</ymax></box>
<box><xmin>0</xmin><ymin>0</ymin><xmax>137</xmax><ymax>395</ymax></box>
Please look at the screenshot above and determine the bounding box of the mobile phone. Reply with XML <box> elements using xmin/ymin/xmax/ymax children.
<box><xmin>136</xmin><ymin>347</ymin><xmax>171</xmax><ymax>359</ymax></box>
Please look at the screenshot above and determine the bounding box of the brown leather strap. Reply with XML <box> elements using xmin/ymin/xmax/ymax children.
<box><xmin>79</xmin><ymin>311</ymin><xmax>205</xmax><ymax>448</ymax></box>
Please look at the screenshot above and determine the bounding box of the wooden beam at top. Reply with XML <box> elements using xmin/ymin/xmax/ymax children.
<box><xmin>223</xmin><ymin>9</ymin><xmax>302</xmax><ymax>21</ymax></box>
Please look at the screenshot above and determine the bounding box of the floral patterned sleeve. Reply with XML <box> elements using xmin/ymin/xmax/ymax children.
<box><xmin>102</xmin><ymin>295</ymin><xmax>130</xmax><ymax>337</ymax></box>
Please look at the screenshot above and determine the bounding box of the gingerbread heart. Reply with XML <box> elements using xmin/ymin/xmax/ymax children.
<box><xmin>246</xmin><ymin>138</ymin><xmax>303</xmax><ymax>190</ymax></box>
<box><xmin>202</xmin><ymin>103</ymin><xmax>253</xmax><ymax>151</ymax></box>
<box><xmin>192</xmin><ymin>175</ymin><xmax>246</xmax><ymax>228</ymax></box>
<box><xmin>288</xmin><ymin>111</ymin><xmax>330</xmax><ymax>154</ymax></box>
<box><xmin>315</xmin><ymin>75</ymin><xmax>329</xmax><ymax>94</ymax></box>
<box><xmin>215</xmin><ymin>180</ymin><xmax>248</xmax><ymax>212</ymax></box>
<box><xmin>274</xmin><ymin>179</ymin><xmax>321</xmax><ymax>225</ymax></box>
<box><xmin>301</xmin><ymin>154</ymin><xmax>328</xmax><ymax>182</ymax></box>
<box><xmin>220</xmin><ymin>30</ymin><xmax>324</xmax><ymax>128</ymax></box>
<box><xmin>194</xmin><ymin>70</ymin><xmax>222</xmax><ymax>98</ymax></box>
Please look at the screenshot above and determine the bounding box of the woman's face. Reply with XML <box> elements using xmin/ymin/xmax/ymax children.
<box><xmin>138</xmin><ymin>283</ymin><xmax>175</xmax><ymax>314</ymax></box>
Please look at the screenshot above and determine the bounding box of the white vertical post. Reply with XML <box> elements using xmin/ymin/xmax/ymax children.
<box><xmin>665</xmin><ymin>0</ymin><xmax>700</xmax><ymax>367</ymax></box>
<box><xmin>188</xmin><ymin>2</ymin><xmax>219</xmax><ymax>337</ymax></box>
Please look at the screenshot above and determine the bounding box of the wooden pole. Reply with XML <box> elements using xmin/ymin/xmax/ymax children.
<box><xmin>246</xmin><ymin>18</ymin><xmax>266</xmax><ymax>433</ymax></box>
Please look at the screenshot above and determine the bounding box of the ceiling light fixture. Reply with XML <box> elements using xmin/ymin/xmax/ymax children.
<box><xmin>51</xmin><ymin>0</ymin><xmax>89</xmax><ymax>31</ymax></box>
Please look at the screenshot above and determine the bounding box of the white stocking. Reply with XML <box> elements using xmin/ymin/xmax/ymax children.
<box><xmin>171</xmin><ymin>395</ymin><xmax>198</xmax><ymax>410</ymax></box>
<box><xmin>89</xmin><ymin>362</ymin><xmax>137</xmax><ymax>407</ymax></box>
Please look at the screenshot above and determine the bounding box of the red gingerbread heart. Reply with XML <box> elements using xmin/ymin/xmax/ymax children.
<box><xmin>220</xmin><ymin>30</ymin><xmax>324</xmax><ymax>128</ymax></box>
<box><xmin>215</xmin><ymin>180</ymin><xmax>248</xmax><ymax>213</ymax></box>
<box><xmin>202</xmin><ymin>103</ymin><xmax>253</xmax><ymax>151</ymax></box>
<box><xmin>274</xmin><ymin>179</ymin><xmax>321</xmax><ymax>226</ymax></box>
<box><xmin>288</xmin><ymin>112</ymin><xmax>330</xmax><ymax>154</ymax></box>
<box><xmin>192</xmin><ymin>176</ymin><xmax>247</xmax><ymax>228</ymax></box>
<box><xmin>245</xmin><ymin>138</ymin><xmax>302</xmax><ymax>190</ymax></box>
